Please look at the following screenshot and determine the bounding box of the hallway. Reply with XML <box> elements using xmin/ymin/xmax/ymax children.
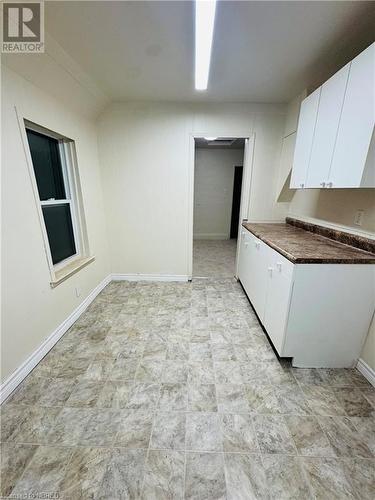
<box><xmin>1</xmin><ymin>279</ymin><xmax>374</xmax><ymax>498</ymax></box>
<box><xmin>193</xmin><ymin>239</ymin><xmax>237</xmax><ymax>278</ymax></box>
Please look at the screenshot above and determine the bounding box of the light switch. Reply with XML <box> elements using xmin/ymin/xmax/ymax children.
<box><xmin>354</xmin><ymin>209</ymin><xmax>364</xmax><ymax>226</ymax></box>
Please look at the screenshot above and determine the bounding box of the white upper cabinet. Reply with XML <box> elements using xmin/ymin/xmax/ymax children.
<box><xmin>291</xmin><ymin>43</ymin><xmax>375</xmax><ymax>189</ymax></box>
<box><xmin>328</xmin><ymin>43</ymin><xmax>375</xmax><ymax>187</ymax></box>
<box><xmin>306</xmin><ymin>63</ymin><xmax>350</xmax><ymax>188</ymax></box>
<box><xmin>290</xmin><ymin>88</ymin><xmax>320</xmax><ymax>188</ymax></box>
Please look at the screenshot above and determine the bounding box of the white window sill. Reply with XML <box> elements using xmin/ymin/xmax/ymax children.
<box><xmin>50</xmin><ymin>256</ymin><xmax>95</xmax><ymax>288</ymax></box>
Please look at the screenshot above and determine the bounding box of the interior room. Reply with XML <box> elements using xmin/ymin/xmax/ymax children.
<box><xmin>193</xmin><ymin>137</ymin><xmax>245</xmax><ymax>278</ymax></box>
<box><xmin>1</xmin><ymin>1</ymin><xmax>375</xmax><ymax>498</ymax></box>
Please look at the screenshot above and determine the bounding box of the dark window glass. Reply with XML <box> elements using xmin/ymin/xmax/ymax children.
<box><xmin>26</xmin><ymin>129</ymin><xmax>66</xmax><ymax>201</ymax></box>
<box><xmin>42</xmin><ymin>204</ymin><xmax>76</xmax><ymax>264</ymax></box>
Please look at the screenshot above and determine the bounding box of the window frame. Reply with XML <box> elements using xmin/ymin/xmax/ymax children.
<box><xmin>17</xmin><ymin>109</ymin><xmax>93</xmax><ymax>286</ymax></box>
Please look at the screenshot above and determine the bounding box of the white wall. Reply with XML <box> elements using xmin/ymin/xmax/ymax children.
<box><xmin>289</xmin><ymin>189</ymin><xmax>375</xmax><ymax>234</ymax></box>
<box><xmin>1</xmin><ymin>66</ymin><xmax>110</xmax><ymax>383</ymax></box>
<box><xmin>97</xmin><ymin>101</ymin><xmax>286</xmax><ymax>276</ymax></box>
<box><xmin>193</xmin><ymin>148</ymin><xmax>244</xmax><ymax>239</ymax></box>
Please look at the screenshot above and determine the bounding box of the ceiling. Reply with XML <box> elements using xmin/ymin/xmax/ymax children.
<box><xmin>41</xmin><ymin>1</ymin><xmax>374</xmax><ymax>103</ymax></box>
<box><xmin>195</xmin><ymin>138</ymin><xmax>245</xmax><ymax>150</ymax></box>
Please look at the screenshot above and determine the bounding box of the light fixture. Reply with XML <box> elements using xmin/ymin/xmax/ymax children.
<box><xmin>204</xmin><ymin>137</ymin><xmax>217</xmax><ymax>141</ymax></box>
<box><xmin>195</xmin><ymin>0</ymin><xmax>217</xmax><ymax>91</ymax></box>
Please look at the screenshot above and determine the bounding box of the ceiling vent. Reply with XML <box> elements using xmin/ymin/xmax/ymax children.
<box><xmin>207</xmin><ymin>138</ymin><xmax>236</xmax><ymax>146</ymax></box>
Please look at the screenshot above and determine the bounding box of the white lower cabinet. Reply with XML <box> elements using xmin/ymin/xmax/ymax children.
<box><xmin>238</xmin><ymin>230</ymin><xmax>251</xmax><ymax>293</ymax></box>
<box><xmin>239</xmin><ymin>232</ymin><xmax>294</xmax><ymax>351</ymax></box>
<box><xmin>248</xmin><ymin>237</ymin><xmax>269</xmax><ymax>321</ymax></box>
<box><xmin>239</xmin><ymin>231</ymin><xmax>271</xmax><ymax>322</ymax></box>
<box><xmin>238</xmin><ymin>233</ymin><xmax>250</xmax><ymax>289</ymax></box>
<box><xmin>238</xmin><ymin>229</ymin><xmax>375</xmax><ymax>368</ymax></box>
<box><xmin>263</xmin><ymin>248</ymin><xmax>294</xmax><ymax>355</ymax></box>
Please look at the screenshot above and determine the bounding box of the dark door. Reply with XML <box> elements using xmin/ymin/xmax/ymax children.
<box><xmin>230</xmin><ymin>166</ymin><xmax>243</xmax><ymax>239</ymax></box>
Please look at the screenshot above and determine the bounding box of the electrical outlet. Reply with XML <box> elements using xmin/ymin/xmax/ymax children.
<box><xmin>354</xmin><ymin>209</ymin><xmax>364</xmax><ymax>226</ymax></box>
<box><xmin>75</xmin><ymin>287</ymin><xmax>81</xmax><ymax>298</ymax></box>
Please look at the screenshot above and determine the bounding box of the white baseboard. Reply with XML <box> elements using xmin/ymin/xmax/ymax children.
<box><xmin>356</xmin><ymin>358</ymin><xmax>375</xmax><ymax>387</ymax></box>
<box><xmin>193</xmin><ymin>233</ymin><xmax>229</xmax><ymax>240</ymax></box>
<box><xmin>0</xmin><ymin>274</ymin><xmax>111</xmax><ymax>404</ymax></box>
<box><xmin>111</xmin><ymin>273</ymin><xmax>189</xmax><ymax>282</ymax></box>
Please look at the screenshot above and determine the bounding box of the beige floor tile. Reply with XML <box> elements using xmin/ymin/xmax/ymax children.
<box><xmin>185</xmin><ymin>412</ymin><xmax>222</xmax><ymax>452</ymax></box>
<box><xmin>115</xmin><ymin>409</ymin><xmax>153</xmax><ymax>448</ymax></box>
<box><xmin>221</xmin><ymin>413</ymin><xmax>258</xmax><ymax>452</ymax></box>
<box><xmin>302</xmin><ymin>457</ymin><xmax>355</xmax><ymax>499</ymax></box>
<box><xmin>150</xmin><ymin>412</ymin><xmax>186</xmax><ymax>450</ymax></box>
<box><xmin>5</xmin><ymin>275</ymin><xmax>373</xmax><ymax>499</ymax></box>
<box><xmin>224</xmin><ymin>453</ymin><xmax>268</xmax><ymax>500</ymax></box>
<box><xmin>185</xmin><ymin>452</ymin><xmax>226</xmax><ymax>500</ymax></box>
<box><xmin>263</xmin><ymin>454</ymin><xmax>312</xmax><ymax>499</ymax></box>
<box><xmin>0</xmin><ymin>444</ymin><xmax>37</xmax><ymax>497</ymax></box>
<box><xmin>141</xmin><ymin>450</ymin><xmax>185</xmax><ymax>499</ymax></box>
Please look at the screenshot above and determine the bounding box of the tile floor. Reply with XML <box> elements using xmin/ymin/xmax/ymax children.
<box><xmin>1</xmin><ymin>278</ymin><xmax>374</xmax><ymax>499</ymax></box>
<box><xmin>193</xmin><ymin>239</ymin><xmax>237</xmax><ymax>278</ymax></box>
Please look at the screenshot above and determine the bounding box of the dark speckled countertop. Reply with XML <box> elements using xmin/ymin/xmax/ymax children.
<box><xmin>242</xmin><ymin>222</ymin><xmax>375</xmax><ymax>264</ymax></box>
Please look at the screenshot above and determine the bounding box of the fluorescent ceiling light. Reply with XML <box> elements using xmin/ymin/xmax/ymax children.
<box><xmin>204</xmin><ymin>137</ymin><xmax>217</xmax><ymax>141</ymax></box>
<box><xmin>195</xmin><ymin>0</ymin><xmax>217</xmax><ymax>91</ymax></box>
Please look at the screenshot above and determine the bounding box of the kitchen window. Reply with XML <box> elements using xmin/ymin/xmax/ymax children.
<box><xmin>24</xmin><ymin>120</ymin><xmax>93</xmax><ymax>286</ymax></box>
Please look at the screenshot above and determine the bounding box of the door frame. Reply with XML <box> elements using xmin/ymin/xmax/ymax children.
<box><xmin>187</xmin><ymin>132</ymin><xmax>255</xmax><ymax>279</ymax></box>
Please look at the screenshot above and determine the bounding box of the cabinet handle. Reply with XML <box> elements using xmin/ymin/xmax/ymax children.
<box><xmin>268</xmin><ymin>267</ymin><xmax>274</xmax><ymax>276</ymax></box>
<box><xmin>320</xmin><ymin>182</ymin><xmax>326</xmax><ymax>188</ymax></box>
<box><xmin>276</xmin><ymin>262</ymin><xmax>282</xmax><ymax>272</ymax></box>
<box><xmin>255</xmin><ymin>242</ymin><xmax>260</xmax><ymax>249</ymax></box>
<box><xmin>244</xmin><ymin>242</ymin><xmax>249</xmax><ymax>248</ymax></box>
<box><xmin>327</xmin><ymin>182</ymin><xmax>333</xmax><ymax>188</ymax></box>
<box><xmin>300</xmin><ymin>183</ymin><xmax>304</xmax><ymax>188</ymax></box>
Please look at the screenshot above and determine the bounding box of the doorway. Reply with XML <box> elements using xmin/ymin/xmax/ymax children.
<box><xmin>230</xmin><ymin>166</ymin><xmax>243</xmax><ymax>239</ymax></box>
<box><xmin>192</xmin><ymin>138</ymin><xmax>246</xmax><ymax>278</ymax></box>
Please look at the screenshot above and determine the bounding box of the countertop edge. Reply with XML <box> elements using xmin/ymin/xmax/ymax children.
<box><xmin>242</xmin><ymin>223</ymin><xmax>375</xmax><ymax>264</ymax></box>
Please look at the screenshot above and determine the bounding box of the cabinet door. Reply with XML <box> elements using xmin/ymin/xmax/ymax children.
<box><xmin>248</xmin><ymin>237</ymin><xmax>269</xmax><ymax>321</ymax></box>
<box><xmin>306</xmin><ymin>64</ymin><xmax>350</xmax><ymax>188</ymax></box>
<box><xmin>263</xmin><ymin>249</ymin><xmax>294</xmax><ymax>355</ymax></box>
<box><xmin>290</xmin><ymin>87</ymin><xmax>321</xmax><ymax>188</ymax></box>
<box><xmin>329</xmin><ymin>43</ymin><xmax>375</xmax><ymax>187</ymax></box>
<box><xmin>276</xmin><ymin>133</ymin><xmax>297</xmax><ymax>197</ymax></box>
<box><xmin>238</xmin><ymin>230</ymin><xmax>250</xmax><ymax>291</ymax></box>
